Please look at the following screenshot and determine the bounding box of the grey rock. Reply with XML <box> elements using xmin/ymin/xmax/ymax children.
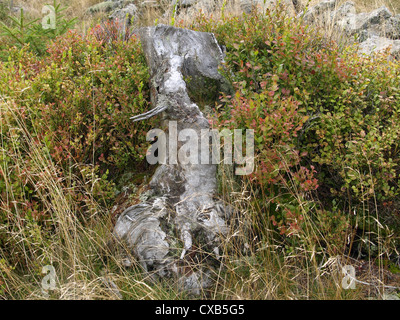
<box><xmin>300</xmin><ymin>0</ymin><xmax>337</xmax><ymax>23</ymax></box>
<box><xmin>331</xmin><ymin>1</ymin><xmax>356</xmax><ymax>27</ymax></box>
<box><xmin>87</xmin><ymin>0</ymin><xmax>137</xmax><ymax>17</ymax></box>
<box><xmin>300</xmin><ymin>1</ymin><xmax>393</xmax><ymax>37</ymax></box>
<box><xmin>384</xmin><ymin>15</ymin><xmax>400</xmax><ymax>39</ymax></box>
<box><xmin>239</xmin><ymin>0</ymin><xmax>253</xmax><ymax>13</ymax></box>
<box><xmin>241</xmin><ymin>0</ymin><xmax>296</xmax><ymax>15</ymax></box>
<box><xmin>109</xmin><ymin>3</ymin><xmax>138</xmax><ymax>24</ymax></box>
<box><xmin>300</xmin><ymin>1</ymin><xmax>400</xmax><ymax>57</ymax></box>
<box><xmin>345</xmin><ymin>6</ymin><xmax>393</xmax><ymax>36</ymax></box>
<box><xmin>358</xmin><ymin>35</ymin><xmax>400</xmax><ymax>57</ymax></box>
<box><xmin>86</xmin><ymin>1</ymin><xmax>117</xmax><ymax>14</ymax></box>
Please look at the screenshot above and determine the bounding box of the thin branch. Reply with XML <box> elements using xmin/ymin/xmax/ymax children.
<box><xmin>130</xmin><ymin>104</ymin><xmax>168</xmax><ymax>122</ymax></box>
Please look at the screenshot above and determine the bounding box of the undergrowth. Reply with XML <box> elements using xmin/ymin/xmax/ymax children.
<box><xmin>0</xmin><ymin>2</ymin><xmax>400</xmax><ymax>300</ymax></box>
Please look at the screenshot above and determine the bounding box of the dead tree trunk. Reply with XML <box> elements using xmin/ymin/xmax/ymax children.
<box><xmin>113</xmin><ymin>25</ymin><xmax>232</xmax><ymax>295</ymax></box>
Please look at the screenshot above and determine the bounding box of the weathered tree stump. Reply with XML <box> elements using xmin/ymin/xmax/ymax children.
<box><xmin>113</xmin><ymin>25</ymin><xmax>232</xmax><ymax>295</ymax></box>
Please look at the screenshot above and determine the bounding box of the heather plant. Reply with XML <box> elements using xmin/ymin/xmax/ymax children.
<box><xmin>187</xmin><ymin>7</ymin><xmax>400</xmax><ymax>260</ymax></box>
<box><xmin>0</xmin><ymin>26</ymin><xmax>154</xmax><ymax>270</ymax></box>
<box><xmin>1</xmin><ymin>2</ymin><xmax>400</xmax><ymax>300</ymax></box>
<box><xmin>91</xmin><ymin>19</ymin><xmax>135</xmax><ymax>44</ymax></box>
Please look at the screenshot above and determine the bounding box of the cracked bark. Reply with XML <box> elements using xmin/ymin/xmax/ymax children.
<box><xmin>113</xmin><ymin>25</ymin><xmax>232</xmax><ymax>295</ymax></box>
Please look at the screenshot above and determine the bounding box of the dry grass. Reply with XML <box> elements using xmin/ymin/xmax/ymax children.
<box><xmin>211</xmin><ymin>162</ymin><xmax>378</xmax><ymax>300</ymax></box>
<box><xmin>0</xmin><ymin>95</ymin><xmax>382</xmax><ymax>300</ymax></box>
<box><xmin>1</xmin><ymin>89</ymin><xmax>399</xmax><ymax>301</ymax></box>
